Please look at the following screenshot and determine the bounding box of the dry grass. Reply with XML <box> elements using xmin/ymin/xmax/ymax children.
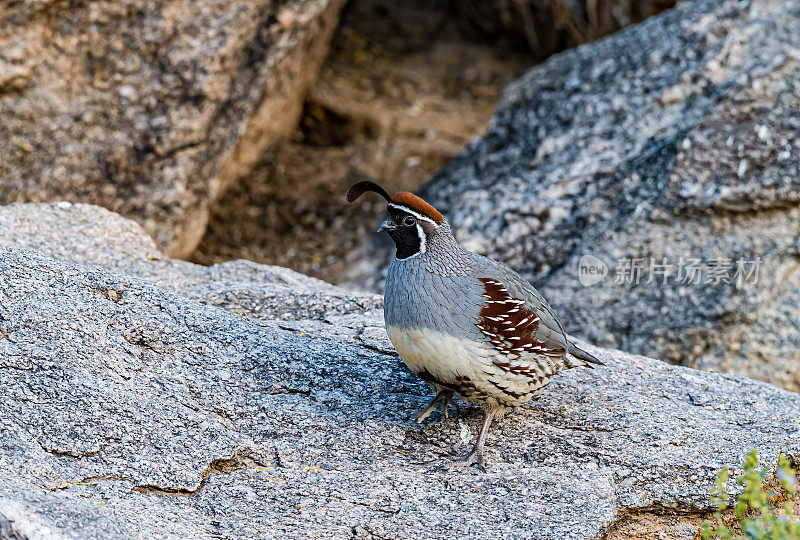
<box><xmin>455</xmin><ymin>0</ymin><xmax>678</xmax><ymax>60</ymax></box>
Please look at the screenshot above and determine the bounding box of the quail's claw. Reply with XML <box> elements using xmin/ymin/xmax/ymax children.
<box><xmin>456</xmin><ymin>446</ymin><xmax>486</xmax><ymax>471</ymax></box>
<box><xmin>440</xmin><ymin>393</ymin><xmax>460</xmax><ymax>421</ymax></box>
<box><xmin>440</xmin><ymin>397</ymin><xmax>450</xmax><ymax>420</ymax></box>
<box><xmin>427</xmin><ymin>447</ymin><xmax>485</xmax><ymax>473</ymax></box>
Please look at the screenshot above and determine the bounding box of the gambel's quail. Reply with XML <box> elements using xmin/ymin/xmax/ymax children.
<box><xmin>346</xmin><ymin>181</ymin><xmax>602</xmax><ymax>469</ymax></box>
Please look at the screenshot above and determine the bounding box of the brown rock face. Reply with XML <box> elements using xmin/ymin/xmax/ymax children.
<box><xmin>0</xmin><ymin>0</ymin><xmax>344</xmax><ymax>257</ymax></box>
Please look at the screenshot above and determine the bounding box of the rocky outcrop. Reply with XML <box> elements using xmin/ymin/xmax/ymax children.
<box><xmin>1</xmin><ymin>203</ymin><xmax>800</xmax><ymax>538</ymax></box>
<box><xmin>0</xmin><ymin>0</ymin><xmax>344</xmax><ymax>258</ymax></box>
<box><xmin>423</xmin><ymin>0</ymin><xmax>800</xmax><ymax>389</ymax></box>
<box><xmin>188</xmin><ymin>0</ymin><xmax>677</xmax><ymax>284</ymax></box>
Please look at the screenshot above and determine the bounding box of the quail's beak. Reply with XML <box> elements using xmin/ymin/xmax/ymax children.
<box><xmin>378</xmin><ymin>219</ymin><xmax>396</xmax><ymax>232</ymax></box>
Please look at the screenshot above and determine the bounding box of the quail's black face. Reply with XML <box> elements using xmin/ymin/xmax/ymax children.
<box><xmin>345</xmin><ymin>180</ymin><xmax>444</xmax><ymax>260</ymax></box>
<box><xmin>380</xmin><ymin>207</ymin><xmax>425</xmax><ymax>260</ymax></box>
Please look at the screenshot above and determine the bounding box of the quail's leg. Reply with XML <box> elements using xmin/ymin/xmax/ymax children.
<box><xmin>458</xmin><ymin>411</ymin><xmax>493</xmax><ymax>470</ymax></box>
<box><xmin>414</xmin><ymin>388</ymin><xmax>455</xmax><ymax>423</ymax></box>
<box><xmin>439</xmin><ymin>392</ymin><xmax>460</xmax><ymax>419</ymax></box>
<box><xmin>433</xmin><ymin>411</ymin><xmax>494</xmax><ymax>472</ymax></box>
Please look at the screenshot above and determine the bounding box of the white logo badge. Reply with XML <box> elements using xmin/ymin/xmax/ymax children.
<box><xmin>577</xmin><ymin>254</ymin><xmax>608</xmax><ymax>287</ymax></box>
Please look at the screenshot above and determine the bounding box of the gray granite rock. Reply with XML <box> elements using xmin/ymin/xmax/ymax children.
<box><xmin>0</xmin><ymin>202</ymin><xmax>382</xmax><ymax>323</ymax></box>
<box><xmin>0</xmin><ymin>0</ymin><xmax>344</xmax><ymax>257</ymax></box>
<box><xmin>1</xmin><ymin>203</ymin><xmax>800</xmax><ymax>538</ymax></box>
<box><xmin>422</xmin><ymin>0</ymin><xmax>800</xmax><ymax>390</ymax></box>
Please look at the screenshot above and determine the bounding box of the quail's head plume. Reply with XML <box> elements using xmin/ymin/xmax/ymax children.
<box><xmin>347</xmin><ymin>180</ymin><xmax>602</xmax><ymax>470</ymax></box>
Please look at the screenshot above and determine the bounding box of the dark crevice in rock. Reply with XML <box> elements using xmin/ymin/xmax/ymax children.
<box><xmin>119</xmin><ymin>331</ymin><xmax>166</xmax><ymax>356</ymax></box>
<box><xmin>545</xmin><ymin>423</ymin><xmax>614</xmax><ymax>434</ymax></box>
<box><xmin>151</xmin><ymin>141</ymin><xmax>204</xmax><ymax>163</ymax></box>
<box><xmin>326</xmin><ymin>495</ymin><xmax>400</xmax><ymax>515</ymax></box>
<box><xmin>77</xmin><ymin>475</ymin><xmax>133</xmax><ymax>485</ymax></box>
<box><xmin>352</xmin><ymin>340</ymin><xmax>399</xmax><ymax>357</ymax></box>
<box><xmin>80</xmin><ymin>454</ymin><xmax>250</xmax><ymax>498</ymax></box>
<box><xmin>298</xmin><ymin>101</ymin><xmax>380</xmax><ymax>148</ymax></box>
<box><xmin>27</xmin><ymin>431</ymin><xmax>104</xmax><ymax>459</ymax></box>
<box><xmin>0</xmin><ymin>364</ymin><xmax>33</xmax><ymax>371</ymax></box>
<box><xmin>189</xmin><ymin>0</ymin><xmax>535</xmax><ymax>285</ymax></box>
<box><xmin>41</xmin><ymin>447</ymin><xmax>102</xmax><ymax>459</ymax></box>
<box><xmin>264</xmin><ymin>385</ymin><xmax>312</xmax><ymax>396</ymax></box>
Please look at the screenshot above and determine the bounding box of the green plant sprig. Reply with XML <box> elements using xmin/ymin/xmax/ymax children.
<box><xmin>701</xmin><ymin>450</ymin><xmax>800</xmax><ymax>540</ymax></box>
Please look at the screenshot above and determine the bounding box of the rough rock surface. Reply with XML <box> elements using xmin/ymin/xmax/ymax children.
<box><xmin>1</xmin><ymin>203</ymin><xmax>800</xmax><ymax>539</ymax></box>
<box><xmin>0</xmin><ymin>0</ymin><xmax>344</xmax><ymax>257</ymax></box>
<box><xmin>422</xmin><ymin>0</ymin><xmax>800</xmax><ymax>389</ymax></box>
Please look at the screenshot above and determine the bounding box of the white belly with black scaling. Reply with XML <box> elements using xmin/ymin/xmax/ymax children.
<box><xmin>386</xmin><ymin>325</ymin><xmax>556</xmax><ymax>409</ymax></box>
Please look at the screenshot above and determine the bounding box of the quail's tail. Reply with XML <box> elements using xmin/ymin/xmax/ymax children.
<box><xmin>565</xmin><ymin>342</ymin><xmax>604</xmax><ymax>369</ymax></box>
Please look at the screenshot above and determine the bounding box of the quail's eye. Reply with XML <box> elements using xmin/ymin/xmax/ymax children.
<box><xmin>403</xmin><ymin>216</ymin><xmax>417</xmax><ymax>226</ymax></box>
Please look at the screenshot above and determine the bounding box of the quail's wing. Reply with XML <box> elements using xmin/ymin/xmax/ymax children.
<box><xmin>473</xmin><ymin>268</ymin><xmax>568</xmax><ymax>359</ymax></box>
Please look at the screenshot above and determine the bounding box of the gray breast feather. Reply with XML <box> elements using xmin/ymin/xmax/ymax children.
<box><xmin>385</xmin><ymin>256</ymin><xmax>487</xmax><ymax>343</ymax></box>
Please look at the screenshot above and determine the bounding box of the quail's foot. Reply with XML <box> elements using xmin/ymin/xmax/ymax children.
<box><xmin>451</xmin><ymin>445</ymin><xmax>487</xmax><ymax>471</ymax></box>
<box><xmin>428</xmin><ymin>445</ymin><xmax>486</xmax><ymax>473</ymax></box>
<box><xmin>430</xmin><ymin>412</ymin><xmax>493</xmax><ymax>472</ymax></box>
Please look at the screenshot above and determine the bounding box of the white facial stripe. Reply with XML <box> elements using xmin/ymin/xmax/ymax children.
<box><xmin>387</xmin><ymin>203</ymin><xmax>437</xmax><ymax>225</ymax></box>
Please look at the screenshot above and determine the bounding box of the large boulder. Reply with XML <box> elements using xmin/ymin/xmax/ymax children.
<box><xmin>1</xmin><ymin>203</ymin><xmax>800</xmax><ymax>539</ymax></box>
<box><xmin>422</xmin><ymin>0</ymin><xmax>800</xmax><ymax>389</ymax></box>
<box><xmin>0</xmin><ymin>0</ymin><xmax>344</xmax><ymax>257</ymax></box>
